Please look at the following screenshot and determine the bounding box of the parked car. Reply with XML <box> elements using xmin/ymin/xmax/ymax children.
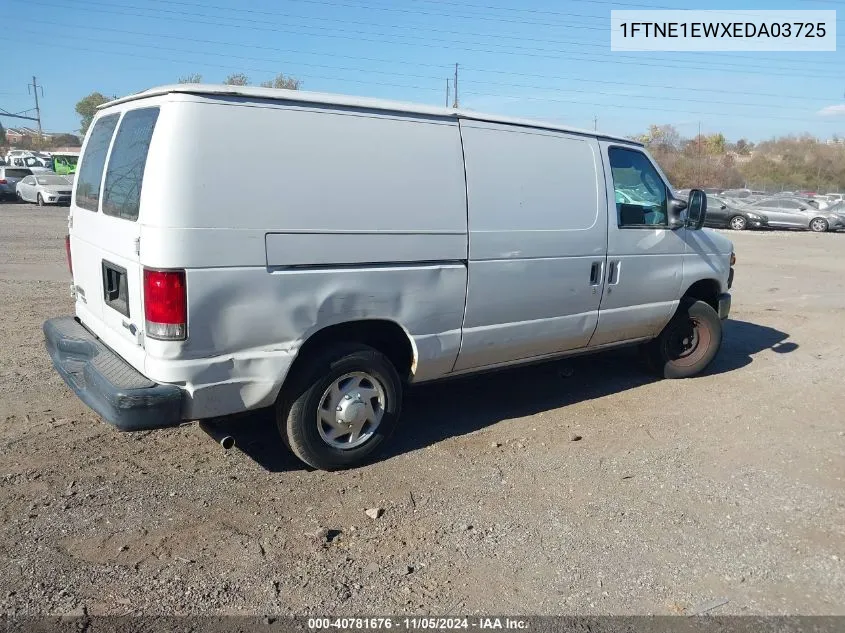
<box><xmin>741</xmin><ymin>197</ymin><xmax>845</xmax><ymax>232</ymax></box>
<box><xmin>721</xmin><ymin>188</ymin><xmax>753</xmax><ymax>199</ymax></box>
<box><xmin>49</xmin><ymin>152</ymin><xmax>79</xmax><ymax>176</ymax></box>
<box><xmin>704</xmin><ymin>196</ymin><xmax>768</xmax><ymax>230</ymax></box>
<box><xmin>6</xmin><ymin>154</ymin><xmax>52</xmax><ymax>172</ymax></box>
<box><xmin>825</xmin><ymin>193</ymin><xmax>844</xmax><ymax>203</ymax></box>
<box><xmin>826</xmin><ymin>201</ymin><xmax>845</xmax><ymax>228</ymax></box>
<box><xmin>15</xmin><ymin>174</ymin><xmax>73</xmax><ymax>206</ymax></box>
<box><xmin>43</xmin><ymin>84</ymin><xmax>735</xmax><ymax>470</ymax></box>
<box><xmin>0</xmin><ymin>166</ymin><xmax>34</xmax><ymax>200</ymax></box>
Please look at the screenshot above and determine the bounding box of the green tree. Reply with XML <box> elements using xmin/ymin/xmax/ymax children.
<box><xmin>259</xmin><ymin>73</ymin><xmax>302</xmax><ymax>90</ymax></box>
<box><xmin>224</xmin><ymin>73</ymin><xmax>249</xmax><ymax>86</ymax></box>
<box><xmin>178</xmin><ymin>73</ymin><xmax>203</xmax><ymax>84</ymax></box>
<box><xmin>704</xmin><ymin>133</ymin><xmax>726</xmax><ymax>155</ymax></box>
<box><xmin>50</xmin><ymin>133</ymin><xmax>82</xmax><ymax>148</ymax></box>
<box><xmin>75</xmin><ymin>92</ymin><xmax>109</xmax><ymax>134</ymax></box>
<box><xmin>0</xmin><ymin>122</ymin><xmax>6</xmax><ymax>146</ymax></box>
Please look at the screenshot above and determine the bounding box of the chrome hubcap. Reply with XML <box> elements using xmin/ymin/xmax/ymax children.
<box><xmin>317</xmin><ymin>372</ymin><xmax>385</xmax><ymax>450</ymax></box>
<box><xmin>731</xmin><ymin>217</ymin><xmax>744</xmax><ymax>229</ymax></box>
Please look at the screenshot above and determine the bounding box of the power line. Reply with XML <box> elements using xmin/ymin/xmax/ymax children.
<box><xmin>1</xmin><ymin>35</ymin><xmax>828</xmax><ymax>125</ymax></box>
<box><xmin>9</xmin><ymin>28</ymin><xmax>446</xmax><ymax>82</ymax></box>
<box><xmin>407</xmin><ymin>0</ymin><xmax>845</xmax><ymax>21</ymax></box>
<box><xmin>13</xmin><ymin>26</ymin><xmax>835</xmax><ymax>112</ymax></box>
<box><xmin>463</xmin><ymin>66</ymin><xmax>839</xmax><ymax>103</ymax></box>
<box><xmin>460</xmin><ymin>90</ymin><xmax>825</xmax><ymax>123</ymax></box>
<box><xmin>25</xmin><ymin>18</ymin><xmax>845</xmax><ymax>103</ymax></box>
<box><xmin>56</xmin><ymin>0</ymin><xmax>845</xmax><ymax>70</ymax></box>
<box><xmin>0</xmin><ymin>36</ymin><xmax>443</xmax><ymax>95</ymax></box>
<box><xmin>20</xmin><ymin>0</ymin><xmax>845</xmax><ymax>80</ymax></box>
<box><xmin>129</xmin><ymin>0</ymin><xmax>845</xmax><ymax>28</ymax></box>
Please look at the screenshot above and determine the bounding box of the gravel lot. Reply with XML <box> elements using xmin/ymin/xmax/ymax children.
<box><xmin>1</xmin><ymin>202</ymin><xmax>843</xmax><ymax>617</ymax></box>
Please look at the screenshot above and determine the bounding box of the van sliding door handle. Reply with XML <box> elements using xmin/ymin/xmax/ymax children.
<box><xmin>607</xmin><ymin>261</ymin><xmax>621</xmax><ymax>285</ymax></box>
<box><xmin>589</xmin><ymin>261</ymin><xmax>603</xmax><ymax>286</ymax></box>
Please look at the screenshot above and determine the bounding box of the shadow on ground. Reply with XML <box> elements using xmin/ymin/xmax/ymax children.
<box><xmin>224</xmin><ymin>319</ymin><xmax>794</xmax><ymax>472</ymax></box>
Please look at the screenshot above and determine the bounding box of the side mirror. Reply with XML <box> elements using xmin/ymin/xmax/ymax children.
<box><xmin>686</xmin><ymin>189</ymin><xmax>708</xmax><ymax>230</ymax></box>
<box><xmin>668</xmin><ymin>197</ymin><xmax>687</xmax><ymax>229</ymax></box>
<box><xmin>799</xmin><ymin>207</ymin><xmax>806</xmax><ymax>211</ymax></box>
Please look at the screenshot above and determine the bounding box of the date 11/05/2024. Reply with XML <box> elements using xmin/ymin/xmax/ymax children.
<box><xmin>308</xmin><ymin>618</ymin><xmax>530</xmax><ymax>630</ymax></box>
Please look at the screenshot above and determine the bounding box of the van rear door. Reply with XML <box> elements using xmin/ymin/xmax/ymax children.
<box><xmin>70</xmin><ymin>107</ymin><xmax>160</xmax><ymax>370</ymax></box>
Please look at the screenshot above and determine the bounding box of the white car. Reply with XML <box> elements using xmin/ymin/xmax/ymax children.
<box><xmin>7</xmin><ymin>154</ymin><xmax>51</xmax><ymax>171</ymax></box>
<box><xmin>15</xmin><ymin>174</ymin><xmax>73</xmax><ymax>205</ymax></box>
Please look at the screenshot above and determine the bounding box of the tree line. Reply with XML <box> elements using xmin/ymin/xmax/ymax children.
<box><xmin>635</xmin><ymin>124</ymin><xmax>845</xmax><ymax>193</ymax></box>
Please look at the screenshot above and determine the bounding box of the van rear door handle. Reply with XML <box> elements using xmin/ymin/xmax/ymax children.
<box><xmin>589</xmin><ymin>261</ymin><xmax>603</xmax><ymax>286</ymax></box>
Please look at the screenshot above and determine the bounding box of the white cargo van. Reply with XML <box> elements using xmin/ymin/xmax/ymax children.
<box><xmin>44</xmin><ymin>84</ymin><xmax>734</xmax><ymax>470</ymax></box>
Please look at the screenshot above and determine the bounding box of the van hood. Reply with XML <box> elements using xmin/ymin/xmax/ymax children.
<box><xmin>702</xmin><ymin>228</ymin><xmax>734</xmax><ymax>255</ymax></box>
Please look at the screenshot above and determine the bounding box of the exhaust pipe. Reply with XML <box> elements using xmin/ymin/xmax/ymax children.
<box><xmin>199</xmin><ymin>420</ymin><xmax>235</xmax><ymax>450</ymax></box>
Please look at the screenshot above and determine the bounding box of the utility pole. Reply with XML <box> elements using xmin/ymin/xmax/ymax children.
<box><xmin>697</xmin><ymin>120</ymin><xmax>702</xmax><ymax>183</ymax></box>
<box><xmin>27</xmin><ymin>76</ymin><xmax>44</xmax><ymax>144</ymax></box>
<box><xmin>593</xmin><ymin>115</ymin><xmax>598</xmax><ymax>131</ymax></box>
<box><xmin>452</xmin><ymin>63</ymin><xmax>459</xmax><ymax>109</ymax></box>
<box><xmin>445</xmin><ymin>78</ymin><xmax>450</xmax><ymax>108</ymax></box>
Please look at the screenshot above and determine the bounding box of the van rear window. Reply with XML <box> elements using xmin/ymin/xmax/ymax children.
<box><xmin>75</xmin><ymin>114</ymin><xmax>119</xmax><ymax>212</ymax></box>
<box><xmin>102</xmin><ymin>108</ymin><xmax>160</xmax><ymax>221</ymax></box>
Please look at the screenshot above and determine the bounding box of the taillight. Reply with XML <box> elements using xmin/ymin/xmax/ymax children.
<box><xmin>65</xmin><ymin>235</ymin><xmax>73</xmax><ymax>276</ymax></box>
<box><xmin>0</xmin><ymin>179</ymin><xmax>7</xmax><ymax>185</ymax></box>
<box><xmin>143</xmin><ymin>269</ymin><xmax>187</xmax><ymax>341</ymax></box>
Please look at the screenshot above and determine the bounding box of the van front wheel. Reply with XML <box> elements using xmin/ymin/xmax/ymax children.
<box><xmin>645</xmin><ymin>299</ymin><xmax>722</xmax><ymax>379</ymax></box>
<box><xmin>277</xmin><ymin>343</ymin><xmax>402</xmax><ymax>470</ymax></box>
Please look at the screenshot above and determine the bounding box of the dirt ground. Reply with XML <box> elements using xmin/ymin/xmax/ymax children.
<box><xmin>1</xmin><ymin>202</ymin><xmax>843</xmax><ymax>617</ymax></box>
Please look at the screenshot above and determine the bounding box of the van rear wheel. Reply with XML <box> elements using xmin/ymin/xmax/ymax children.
<box><xmin>277</xmin><ymin>343</ymin><xmax>402</xmax><ymax>470</ymax></box>
<box><xmin>644</xmin><ymin>299</ymin><xmax>722</xmax><ymax>379</ymax></box>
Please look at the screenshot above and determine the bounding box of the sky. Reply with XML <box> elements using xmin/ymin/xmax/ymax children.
<box><xmin>1</xmin><ymin>0</ymin><xmax>844</xmax><ymax>143</ymax></box>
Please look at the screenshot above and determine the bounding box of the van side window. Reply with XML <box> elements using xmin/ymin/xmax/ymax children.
<box><xmin>102</xmin><ymin>108</ymin><xmax>160</xmax><ymax>221</ymax></box>
<box><xmin>75</xmin><ymin>114</ymin><xmax>120</xmax><ymax>212</ymax></box>
<box><xmin>609</xmin><ymin>147</ymin><xmax>668</xmax><ymax>228</ymax></box>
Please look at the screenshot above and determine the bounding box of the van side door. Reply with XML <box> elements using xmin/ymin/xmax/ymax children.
<box><xmin>589</xmin><ymin>142</ymin><xmax>685</xmax><ymax>347</ymax></box>
<box><xmin>453</xmin><ymin>121</ymin><xmax>608</xmax><ymax>371</ymax></box>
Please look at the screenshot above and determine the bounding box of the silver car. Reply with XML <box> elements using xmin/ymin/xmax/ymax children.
<box><xmin>741</xmin><ymin>197</ymin><xmax>845</xmax><ymax>232</ymax></box>
<box><xmin>15</xmin><ymin>174</ymin><xmax>74</xmax><ymax>206</ymax></box>
<box><xmin>0</xmin><ymin>166</ymin><xmax>34</xmax><ymax>200</ymax></box>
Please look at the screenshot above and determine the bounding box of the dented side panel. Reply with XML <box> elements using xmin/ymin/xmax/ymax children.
<box><xmin>142</xmin><ymin>264</ymin><xmax>467</xmax><ymax>418</ymax></box>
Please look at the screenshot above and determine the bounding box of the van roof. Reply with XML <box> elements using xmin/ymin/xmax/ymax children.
<box><xmin>101</xmin><ymin>84</ymin><xmax>642</xmax><ymax>146</ymax></box>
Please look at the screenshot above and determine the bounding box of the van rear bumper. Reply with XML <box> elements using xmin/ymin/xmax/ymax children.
<box><xmin>43</xmin><ymin>316</ymin><xmax>183</xmax><ymax>431</ymax></box>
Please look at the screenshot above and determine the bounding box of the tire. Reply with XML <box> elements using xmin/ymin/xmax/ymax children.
<box><xmin>36</xmin><ymin>193</ymin><xmax>44</xmax><ymax>207</ymax></box>
<box><xmin>809</xmin><ymin>217</ymin><xmax>828</xmax><ymax>233</ymax></box>
<box><xmin>728</xmin><ymin>215</ymin><xmax>747</xmax><ymax>231</ymax></box>
<box><xmin>644</xmin><ymin>299</ymin><xmax>722</xmax><ymax>379</ymax></box>
<box><xmin>276</xmin><ymin>343</ymin><xmax>403</xmax><ymax>470</ymax></box>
